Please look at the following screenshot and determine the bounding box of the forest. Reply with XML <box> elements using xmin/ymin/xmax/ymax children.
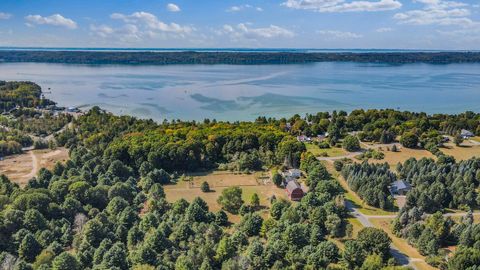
<box><xmin>0</xmin><ymin>81</ymin><xmax>54</xmax><ymax>112</ymax></box>
<box><xmin>0</xmin><ymin>107</ymin><xmax>404</xmax><ymax>270</ymax></box>
<box><xmin>1</xmin><ymin>51</ymin><xmax>480</xmax><ymax>65</ymax></box>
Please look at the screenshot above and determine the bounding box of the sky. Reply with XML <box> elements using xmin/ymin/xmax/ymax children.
<box><xmin>0</xmin><ymin>0</ymin><xmax>480</xmax><ymax>49</ymax></box>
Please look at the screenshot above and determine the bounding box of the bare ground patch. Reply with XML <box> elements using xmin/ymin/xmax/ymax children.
<box><xmin>0</xmin><ymin>147</ymin><xmax>69</xmax><ymax>187</ymax></box>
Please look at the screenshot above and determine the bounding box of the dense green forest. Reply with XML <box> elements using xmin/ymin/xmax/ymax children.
<box><xmin>1</xmin><ymin>51</ymin><xmax>480</xmax><ymax>65</ymax></box>
<box><xmin>0</xmin><ymin>81</ymin><xmax>54</xmax><ymax>112</ymax></box>
<box><xmin>341</xmin><ymin>162</ymin><xmax>395</xmax><ymax>210</ymax></box>
<box><xmin>0</xmin><ymin>107</ymin><xmax>405</xmax><ymax>270</ymax></box>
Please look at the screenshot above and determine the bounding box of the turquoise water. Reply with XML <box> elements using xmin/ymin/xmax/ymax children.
<box><xmin>1</xmin><ymin>62</ymin><xmax>480</xmax><ymax>121</ymax></box>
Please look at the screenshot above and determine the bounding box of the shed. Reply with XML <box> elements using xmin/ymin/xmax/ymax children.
<box><xmin>286</xmin><ymin>181</ymin><xmax>304</xmax><ymax>201</ymax></box>
<box><xmin>390</xmin><ymin>180</ymin><xmax>411</xmax><ymax>195</ymax></box>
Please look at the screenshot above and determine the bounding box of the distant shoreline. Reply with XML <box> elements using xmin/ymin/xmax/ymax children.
<box><xmin>1</xmin><ymin>50</ymin><xmax>480</xmax><ymax>65</ymax></box>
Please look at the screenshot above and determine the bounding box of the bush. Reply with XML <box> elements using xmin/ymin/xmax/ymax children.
<box><xmin>34</xmin><ymin>140</ymin><xmax>48</xmax><ymax>150</ymax></box>
<box><xmin>343</xmin><ymin>135</ymin><xmax>360</xmax><ymax>152</ymax></box>
<box><xmin>318</xmin><ymin>141</ymin><xmax>330</xmax><ymax>149</ymax></box>
<box><xmin>400</xmin><ymin>132</ymin><xmax>419</xmax><ymax>148</ymax></box>
<box><xmin>272</xmin><ymin>172</ymin><xmax>283</xmax><ymax>187</ymax></box>
<box><xmin>217</xmin><ymin>186</ymin><xmax>244</xmax><ymax>214</ymax></box>
<box><xmin>200</xmin><ymin>181</ymin><xmax>210</xmax><ymax>192</ymax></box>
<box><xmin>333</xmin><ymin>160</ymin><xmax>344</xmax><ymax>172</ymax></box>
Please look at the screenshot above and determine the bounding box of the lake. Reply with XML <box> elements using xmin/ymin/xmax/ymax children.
<box><xmin>1</xmin><ymin>62</ymin><xmax>480</xmax><ymax>121</ymax></box>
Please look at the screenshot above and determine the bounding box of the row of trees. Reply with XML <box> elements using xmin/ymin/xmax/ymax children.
<box><xmin>341</xmin><ymin>162</ymin><xmax>396</xmax><ymax>210</ymax></box>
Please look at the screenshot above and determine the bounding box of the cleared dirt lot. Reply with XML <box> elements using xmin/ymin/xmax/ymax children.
<box><xmin>0</xmin><ymin>147</ymin><xmax>69</xmax><ymax>187</ymax></box>
<box><xmin>164</xmin><ymin>171</ymin><xmax>288</xmax><ymax>223</ymax></box>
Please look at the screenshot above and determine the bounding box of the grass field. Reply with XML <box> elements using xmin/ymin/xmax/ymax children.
<box><xmin>306</xmin><ymin>143</ymin><xmax>347</xmax><ymax>157</ymax></box>
<box><xmin>369</xmin><ymin>146</ymin><xmax>435</xmax><ymax>167</ymax></box>
<box><xmin>442</xmin><ymin>144</ymin><xmax>480</xmax><ymax>161</ymax></box>
<box><xmin>0</xmin><ymin>147</ymin><xmax>69</xmax><ymax>187</ymax></box>
<box><xmin>163</xmin><ymin>171</ymin><xmax>288</xmax><ymax>223</ymax></box>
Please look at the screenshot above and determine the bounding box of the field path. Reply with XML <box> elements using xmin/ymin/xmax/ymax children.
<box><xmin>24</xmin><ymin>151</ymin><xmax>38</xmax><ymax>180</ymax></box>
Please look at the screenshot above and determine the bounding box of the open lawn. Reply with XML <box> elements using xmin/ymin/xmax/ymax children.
<box><xmin>306</xmin><ymin>143</ymin><xmax>347</xmax><ymax>157</ymax></box>
<box><xmin>368</xmin><ymin>146</ymin><xmax>435</xmax><ymax>167</ymax></box>
<box><xmin>0</xmin><ymin>147</ymin><xmax>69</xmax><ymax>187</ymax></box>
<box><xmin>163</xmin><ymin>171</ymin><xmax>288</xmax><ymax>223</ymax></box>
<box><xmin>442</xmin><ymin>144</ymin><xmax>480</xmax><ymax>161</ymax></box>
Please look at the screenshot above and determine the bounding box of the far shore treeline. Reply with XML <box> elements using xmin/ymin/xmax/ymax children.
<box><xmin>1</xmin><ymin>51</ymin><xmax>480</xmax><ymax>65</ymax></box>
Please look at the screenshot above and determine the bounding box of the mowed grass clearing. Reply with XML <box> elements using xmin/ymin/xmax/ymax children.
<box><xmin>163</xmin><ymin>171</ymin><xmax>288</xmax><ymax>223</ymax></box>
<box><xmin>0</xmin><ymin>147</ymin><xmax>69</xmax><ymax>187</ymax></box>
<box><xmin>368</xmin><ymin>146</ymin><xmax>435</xmax><ymax>167</ymax></box>
<box><xmin>306</xmin><ymin>143</ymin><xmax>347</xmax><ymax>157</ymax></box>
<box><xmin>441</xmin><ymin>143</ymin><xmax>480</xmax><ymax>161</ymax></box>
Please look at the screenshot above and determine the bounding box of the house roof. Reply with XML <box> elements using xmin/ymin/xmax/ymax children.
<box><xmin>286</xmin><ymin>181</ymin><xmax>302</xmax><ymax>193</ymax></box>
<box><xmin>461</xmin><ymin>129</ymin><xmax>474</xmax><ymax>136</ymax></box>
<box><xmin>391</xmin><ymin>180</ymin><xmax>411</xmax><ymax>190</ymax></box>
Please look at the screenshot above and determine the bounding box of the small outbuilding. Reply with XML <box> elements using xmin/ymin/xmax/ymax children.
<box><xmin>286</xmin><ymin>181</ymin><xmax>304</xmax><ymax>201</ymax></box>
<box><xmin>390</xmin><ymin>180</ymin><xmax>412</xmax><ymax>195</ymax></box>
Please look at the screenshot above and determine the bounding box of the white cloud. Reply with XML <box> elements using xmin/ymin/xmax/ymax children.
<box><xmin>25</xmin><ymin>14</ymin><xmax>77</xmax><ymax>29</ymax></box>
<box><xmin>219</xmin><ymin>23</ymin><xmax>294</xmax><ymax>40</ymax></box>
<box><xmin>0</xmin><ymin>12</ymin><xmax>12</xmax><ymax>20</ymax></box>
<box><xmin>376</xmin><ymin>27</ymin><xmax>393</xmax><ymax>32</ymax></box>
<box><xmin>394</xmin><ymin>0</ymin><xmax>477</xmax><ymax>27</ymax></box>
<box><xmin>91</xmin><ymin>11</ymin><xmax>195</xmax><ymax>43</ymax></box>
<box><xmin>317</xmin><ymin>30</ymin><xmax>363</xmax><ymax>38</ymax></box>
<box><xmin>167</xmin><ymin>3</ymin><xmax>181</xmax><ymax>12</ymax></box>
<box><xmin>110</xmin><ymin>12</ymin><xmax>192</xmax><ymax>34</ymax></box>
<box><xmin>282</xmin><ymin>0</ymin><xmax>402</xmax><ymax>12</ymax></box>
<box><xmin>227</xmin><ymin>4</ymin><xmax>263</xmax><ymax>12</ymax></box>
<box><xmin>91</xmin><ymin>24</ymin><xmax>142</xmax><ymax>42</ymax></box>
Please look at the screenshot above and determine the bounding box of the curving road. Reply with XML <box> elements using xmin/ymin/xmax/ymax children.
<box><xmin>345</xmin><ymin>200</ymin><xmax>417</xmax><ymax>268</ymax></box>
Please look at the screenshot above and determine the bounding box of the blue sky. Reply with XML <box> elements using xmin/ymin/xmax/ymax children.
<box><xmin>0</xmin><ymin>0</ymin><xmax>479</xmax><ymax>49</ymax></box>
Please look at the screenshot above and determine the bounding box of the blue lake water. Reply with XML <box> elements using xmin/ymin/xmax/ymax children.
<box><xmin>1</xmin><ymin>62</ymin><xmax>480</xmax><ymax>121</ymax></box>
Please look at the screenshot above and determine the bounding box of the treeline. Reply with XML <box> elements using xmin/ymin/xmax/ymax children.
<box><xmin>2</xmin><ymin>51</ymin><xmax>480</xmax><ymax>65</ymax></box>
<box><xmin>0</xmin><ymin>114</ymin><xmax>401</xmax><ymax>269</ymax></box>
<box><xmin>57</xmin><ymin>107</ymin><xmax>305</xmax><ymax>173</ymax></box>
<box><xmin>398</xmin><ymin>157</ymin><xmax>480</xmax><ymax>213</ymax></box>
<box><xmin>0</xmin><ymin>128</ymin><xmax>32</xmax><ymax>156</ymax></box>
<box><xmin>0</xmin><ymin>81</ymin><xmax>53</xmax><ymax>112</ymax></box>
<box><xmin>286</xmin><ymin>109</ymin><xmax>480</xmax><ymax>157</ymax></box>
<box><xmin>341</xmin><ymin>162</ymin><xmax>395</xmax><ymax>210</ymax></box>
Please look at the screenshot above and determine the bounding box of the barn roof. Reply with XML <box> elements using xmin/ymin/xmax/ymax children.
<box><xmin>286</xmin><ymin>180</ymin><xmax>302</xmax><ymax>193</ymax></box>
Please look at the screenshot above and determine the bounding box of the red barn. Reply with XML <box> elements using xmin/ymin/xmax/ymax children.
<box><xmin>286</xmin><ymin>181</ymin><xmax>304</xmax><ymax>201</ymax></box>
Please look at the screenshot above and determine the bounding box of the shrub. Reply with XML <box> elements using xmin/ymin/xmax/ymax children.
<box><xmin>343</xmin><ymin>135</ymin><xmax>360</xmax><ymax>152</ymax></box>
<box><xmin>200</xmin><ymin>181</ymin><xmax>210</xmax><ymax>192</ymax></box>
